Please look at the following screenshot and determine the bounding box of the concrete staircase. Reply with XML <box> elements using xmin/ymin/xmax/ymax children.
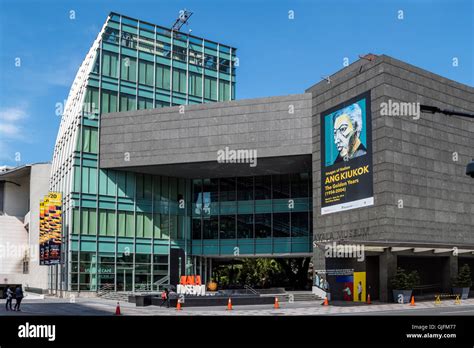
<box><xmin>99</xmin><ymin>291</ymin><xmax>131</xmax><ymax>302</ymax></box>
<box><xmin>286</xmin><ymin>291</ymin><xmax>323</xmax><ymax>302</ymax></box>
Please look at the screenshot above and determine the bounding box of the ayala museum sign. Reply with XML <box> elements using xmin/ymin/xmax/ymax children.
<box><xmin>177</xmin><ymin>275</ymin><xmax>206</xmax><ymax>296</ymax></box>
<box><xmin>320</xmin><ymin>91</ymin><xmax>374</xmax><ymax>215</ymax></box>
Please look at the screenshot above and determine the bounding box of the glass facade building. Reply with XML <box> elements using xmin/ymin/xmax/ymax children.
<box><xmin>50</xmin><ymin>12</ymin><xmax>311</xmax><ymax>293</ymax></box>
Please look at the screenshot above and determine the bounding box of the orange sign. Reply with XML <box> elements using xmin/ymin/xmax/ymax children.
<box><xmin>180</xmin><ymin>275</ymin><xmax>202</xmax><ymax>286</ymax></box>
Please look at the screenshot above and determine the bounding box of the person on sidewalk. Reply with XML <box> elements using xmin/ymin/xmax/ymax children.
<box><xmin>159</xmin><ymin>289</ymin><xmax>169</xmax><ymax>308</ymax></box>
<box><xmin>13</xmin><ymin>285</ymin><xmax>24</xmax><ymax>311</ymax></box>
<box><xmin>5</xmin><ymin>287</ymin><xmax>13</xmax><ymax>311</ymax></box>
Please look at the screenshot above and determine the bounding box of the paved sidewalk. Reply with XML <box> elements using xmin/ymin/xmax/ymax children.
<box><xmin>1</xmin><ymin>296</ymin><xmax>473</xmax><ymax>316</ymax></box>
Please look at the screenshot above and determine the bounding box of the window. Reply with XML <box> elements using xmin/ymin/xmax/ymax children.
<box><xmin>273</xmin><ymin>174</ymin><xmax>290</xmax><ymax>199</ymax></box>
<box><xmin>255</xmin><ymin>213</ymin><xmax>271</xmax><ymax>238</ymax></box>
<box><xmin>255</xmin><ymin>176</ymin><xmax>271</xmax><ymax>200</ymax></box>
<box><xmin>188</xmin><ymin>72</ymin><xmax>202</xmax><ymax>97</ymax></box>
<box><xmin>136</xmin><ymin>174</ymin><xmax>152</xmax><ymax>200</ymax></box>
<box><xmin>219</xmin><ymin>178</ymin><xmax>236</xmax><ymax>201</ymax></box>
<box><xmin>104</xmin><ymin>27</ymin><xmax>119</xmax><ymax>44</ymax></box>
<box><xmin>81</xmin><ymin>167</ymin><xmax>97</xmax><ymax>194</ymax></box>
<box><xmin>121</xmin><ymin>56</ymin><xmax>136</xmax><ymax>82</ymax></box>
<box><xmin>118</xmin><ymin>211</ymin><xmax>134</xmax><ymax>237</ymax></box>
<box><xmin>237</xmin><ymin>214</ymin><xmax>253</xmax><ymax>238</ymax></box>
<box><xmin>101</xmin><ymin>90</ymin><xmax>117</xmax><ymax>114</ymax></box>
<box><xmin>136</xmin><ymin>212</ymin><xmax>152</xmax><ymax>238</ymax></box>
<box><xmin>273</xmin><ymin>213</ymin><xmax>290</xmax><ymax>237</ymax></box>
<box><xmin>83</xmin><ymin>88</ymin><xmax>99</xmax><ymax>114</ymax></box>
<box><xmin>218</xmin><ymin>80</ymin><xmax>230</xmax><ymax>101</ymax></box>
<box><xmin>138</xmin><ymin>60</ymin><xmax>154</xmax><ymax>86</ymax></box>
<box><xmin>81</xmin><ymin>208</ymin><xmax>97</xmax><ymax>235</ymax></box>
<box><xmin>204</xmin><ymin>77</ymin><xmax>217</xmax><ymax>100</ymax></box>
<box><xmin>219</xmin><ymin>215</ymin><xmax>235</xmax><ymax>239</ymax></box>
<box><xmin>156</xmin><ymin>64</ymin><xmax>170</xmax><ymax>89</ymax></box>
<box><xmin>172</xmin><ymin>68</ymin><xmax>186</xmax><ymax>93</ymax></box>
<box><xmin>138</xmin><ymin>97</ymin><xmax>153</xmax><ymax>110</ymax></box>
<box><xmin>203</xmin><ymin>216</ymin><xmax>218</xmax><ymax>239</ymax></box>
<box><xmin>81</xmin><ymin>127</ymin><xmax>98</xmax><ymax>153</ymax></box>
<box><xmin>237</xmin><ymin>177</ymin><xmax>253</xmax><ymax>201</ymax></box>
<box><xmin>291</xmin><ymin>212</ymin><xmax>309</xmax><ymax>237</ymax></box>
<box><xmin>120</xmin><ymin>94</ymin><xmax>136</xmax><ymax>112</ymax></box>
<box><xmin>99</xmin><ymin>209</ymin><xmax>116</xmax><ymax>236</ymax></box>
<box><xmin>290</xmin><ymin>173</ymin><xmax>310</xmax><ymax>198</ymax></box>
<box><xmin>102</xmin><ymin>51</ymin><xmax>118</xmax><ymax>78</ymax></box>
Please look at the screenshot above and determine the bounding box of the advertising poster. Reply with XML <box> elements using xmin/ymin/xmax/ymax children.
<box><xmin>43</xmin><ymin>195</ymin><xmax>51</xmax><ymax>265</ymax></box>
<box><xmin>320</xmin><ymin>91</ymin><xmax>374</xmax><ymax>215</ymax></box>
<box><xmin>39</xmin><ymin>200</ymin><xmax>44</xmax><ymax>265</ymax></box>
<box><xmin>353</xmin><ymin>271</ymin><xmax>366</xmax><ymax>302</ymax></box>
<box><xmin>47</xmin><ymin>192</ymin><xmax>62</xmax><ymax>265</ymax></box>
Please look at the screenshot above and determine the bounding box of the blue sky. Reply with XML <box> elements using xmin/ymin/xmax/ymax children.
<box><xmin>0</xmin><ymin>0</ymin><xmax>472</xmax><ymax>166</ymax></box>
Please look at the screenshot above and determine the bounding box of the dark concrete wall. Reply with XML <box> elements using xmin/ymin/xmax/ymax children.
<box><xmin>99</xmin><ymin>94</ymin><xmax>312</xmax><ymax>171</ymax></box>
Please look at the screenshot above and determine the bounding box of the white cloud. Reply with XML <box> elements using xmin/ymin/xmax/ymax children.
<box><xmin>0</xmin><ymin>106</ymin><xmax>28</xmax><ymax>144</ymax></box>
<box><xmin>0</xmin><ymin>107</ymin><xmax>27</xmax><ymax>122</ymax></box>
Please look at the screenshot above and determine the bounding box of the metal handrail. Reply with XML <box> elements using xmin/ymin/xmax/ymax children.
<box><xmin>244</xmin><ymin>284</ymin><xmax>258</xmax><ymax>295</ymax></box>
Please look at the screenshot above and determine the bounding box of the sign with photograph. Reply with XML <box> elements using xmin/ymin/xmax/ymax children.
<box><xmin>39</xmin><ymin>192</ymin><xmax>62</xmax><ymax>265</ymax></box>
<box><xmin>321</xmin><ymin>91</ymin><xmax>374</xmax><ymax>214</ymax></box>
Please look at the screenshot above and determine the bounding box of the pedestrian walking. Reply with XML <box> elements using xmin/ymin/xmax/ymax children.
<box><xmin>5</xmin><ymin>287</ymin><xmax>13</xmax><ymax>311</ymax></box>
<box><xmin>13</xmin><ymin>285</ymin><xmax>24</xmax><ymax>312</ymax></box>
<box><xmin>160</xmin><ymin>288</ymin><xmax>170</xmax><ymax>308</ymax></box>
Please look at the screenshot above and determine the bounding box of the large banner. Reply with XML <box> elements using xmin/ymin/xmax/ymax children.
<box><xmin>39</xmin><ymin>192</ymin><xmax>62</xmax><ymax>265</ymax></box>
<box><xmin>321</xmin><ymin>91</ymin><xmax>373</xmax><ymax>215</ymax></box>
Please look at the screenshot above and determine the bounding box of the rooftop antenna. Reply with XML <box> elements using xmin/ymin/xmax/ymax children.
<box><xmin>172</xmin><ymin>9</ymin><xmax>193</xmax><ymax>32</ymax></box>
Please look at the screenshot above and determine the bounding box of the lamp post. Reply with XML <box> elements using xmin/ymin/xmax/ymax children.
<box><xmin>420</xmin><ymin>105</ymin><xmax>474</xmax><ymax>178</ymax></box>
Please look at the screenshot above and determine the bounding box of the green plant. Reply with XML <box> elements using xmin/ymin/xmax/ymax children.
<box><xmin>390</xmin><ymin>268</ymin><xmax>420</xmax><ymax>290</ymax></box>
<box><xmin>453</xmin><ymin>264</ymin><xmax>472</xmax><ymax>288</ymax></box>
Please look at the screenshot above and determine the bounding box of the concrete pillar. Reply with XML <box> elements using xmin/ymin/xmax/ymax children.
<box><xmin>442</xmin><ymin>255</ymin><xmax>458</xmax><ymax>292</ymax></box>
<box><xmin>379</xmin><ymin>249</ymin><xmax>397</xmax><ymax>302</ymax></box>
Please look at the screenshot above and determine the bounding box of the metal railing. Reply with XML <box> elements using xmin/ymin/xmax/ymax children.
<box><xmin>244</xmin><ymin>285</ymin><xmax>258</xmax><ymax>295</ymax></box>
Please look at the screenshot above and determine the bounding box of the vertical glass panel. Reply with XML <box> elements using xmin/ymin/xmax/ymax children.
<box><xmin>255</xmin><ymin>176</ymin><xmax>271</xmax><ymax>200</ymax></box>
<box><xmin>237</xmin><ymin>214</ymin><xmax>253</xmax><ymax>238</ymax></box>
<box><xmin>117</xmin><ymin>171</ymin><xmax>126</xmax><ymax>197</ymax></box>
<box><xmin>202</xmin><ymin>216</ymin><xmax>218</xmax><ymax>239</ymax></box>
<box><xmin>126</xmin><ymin>211</ymin><xmax>134</xmax><ymax>237</ymax></box>
<box><xmin>192</xmin><ymin>217</ymin><xmax>201</xmax><ymax>239</ymax></box>
<box><xmin>237</xmin><ymin>176</ymin><xmax>253</xmax><ymax>200</ymax></box>
<box><xmin>255</xmin><ymin>213</ymin><xmax>271</xmax><ymax>238</ymax></box>
<box><xmin>99</xmin><ymin>210</ymin><xmax>107</xmax><ymax>236</ymax></box>
<box><xmin>161</xmin><ymin>214</ymin><xmax>170</xmax><ymax>239</ymax></box>
<box><xmin>121</xmin><ymin>56</ymin><xmax>137</xmax><ymax>82</ymax></box>
<box><xmin>291</xmin><ymin>212</ymin><xmax>309</xmax><ymax>237</ymax></box>
<box><xmin>90</xmin><ymin>128</ymin><xmax>98</xmax><ymax>154</ymax></box>
<box><xmin>136</xmin><ymin>212</ymin><xmax>144</xmax><ymax>238</ymax></box>
<box><xmin>81</xmin><ymin>209</ymin><xmax>89</xmax><ymax>235</ymax></box>
<box><xmin>290</xmin><ymin>173</ymin><xmax>310</xmax><ymax>198</ymax></box>
<box><xmin>107</xmin><ymin>210</ymin><xmax>116</xmax><ymax>236</ymax></box>
<box><xmin>273</xmin><ymin>212</ymin><xmax>289</xmax><ymax>237</ymax></box>
<box><xmin>219</xmin><ymin>214</ymin><xmax>235</xmax><ymax>239</ymax></box>
<box><xmin>219</xmin><ymin>178</ymin><xmax>236</xmax><ymax>201</ymax></box>
<box><xmin>144</xmin><ymin>213</ymin><xmax>152</xmax><ymax>238</ymax></box>
<box><xmin>88</xmin><ymin>209</ymin><xmax>97</xmax><ymax>236</ymax></box>
<box><xmin>118</xmin><ymin>211</ymin><xmax>126</xmax><ymax>237</ymax></box>
<box><xmin>273</xmin><ymin>174</ymin><xmax>289</xmax><ymax>199</ymax></box>
<box><xmin>153</xmin><ymin>213</ymin><xmax>161</xmax><ymax>238</ymax></box>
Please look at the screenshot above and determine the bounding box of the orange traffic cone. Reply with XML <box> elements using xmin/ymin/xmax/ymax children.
<box><xmin>323</xmin><ymin>296</ymin><xmax>329</xmax><ymax>306</ymax></box>
<box><xmin>115</xmin><ymin>302</ymin><xmax>121</xmax><ymax>315</ymax></box>
<box><xmin>176</xmin><ymin>301</ymin><xmax>182</xmax><ymax>311</ymax></box>
<box><xmin>226</xmin><ymin>298</ymin><xmax>233</xmax><ymax>310</ymax></box>
<box><xmin>410</xmin><ymin>295</ymin><xmax>416</xmax><ymax>306</ymax></box>
<box><xmin>274</xmin><ymin>297</ymin><xmax>279</xmax><ymax>309</ymax></box>
<box><xmin>367</xmin><ymin>294</ymin><xmax>371</xmax><ymax>304</ymax></box>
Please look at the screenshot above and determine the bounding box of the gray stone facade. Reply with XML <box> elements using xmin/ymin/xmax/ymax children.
<box><xmin>308</xmin><ymin>55</ymin><xmax>474</xmax><ymax>246</ymax></box>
